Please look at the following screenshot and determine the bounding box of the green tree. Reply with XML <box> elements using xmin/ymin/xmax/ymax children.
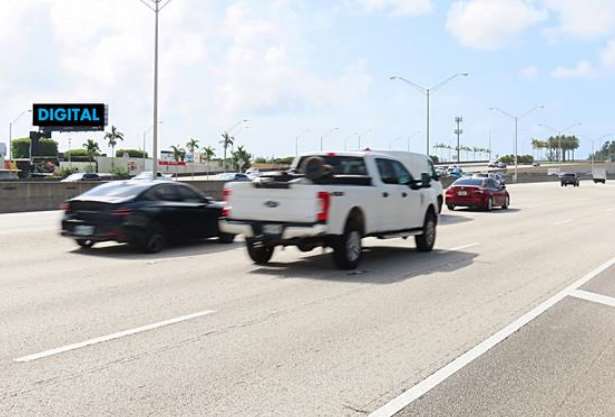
<box><xmin>83</xmin><ymin>139</ymin><xmax>101</xmax><ymax>171</ymax></box>
<box><xmin>104</xmin><ymin>125</ymin><xmax>124</xmax><ymax>169</ymax></box>
<box><xmin>219</xmin><ymin>131</ymin><xmax>234</xmax><ymax>171</ymax></box>
<box><xmin>230</xmin><ymin>145</ymin><xmax>252</xmax><ymax>172</ymax></box>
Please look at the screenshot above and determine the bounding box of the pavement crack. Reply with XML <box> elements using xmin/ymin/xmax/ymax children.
<box><xmin>342</xmin><ymin>403</ymin><xmax>370</xmax><ymax>414</ymax></box>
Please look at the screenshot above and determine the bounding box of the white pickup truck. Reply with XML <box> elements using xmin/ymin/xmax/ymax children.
<box><xmin>219</xmin><ymin>151</ymin><xmax>441</xmax><ymax>269</ymax></box>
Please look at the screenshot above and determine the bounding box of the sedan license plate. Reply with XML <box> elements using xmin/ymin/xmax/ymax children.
<box><xmin>74</xmin><ymin>225</ymin><xmax>95</xmax><ymax>236</ymax></box>
<box><xmin>263</xmin><ymin>224</ymin><xmax>283</xmax><ymax>236</ymax></box>
<box><xmin>457</xmin><ymin>191</ymin><xmax>468</xmax><ymax>196</ymax></box>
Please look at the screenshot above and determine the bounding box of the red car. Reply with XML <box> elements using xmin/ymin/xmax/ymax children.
<box><xmin>446</xmin><ymin>177</ymin><xmax>510</xmax><ymax>211</ymax></box>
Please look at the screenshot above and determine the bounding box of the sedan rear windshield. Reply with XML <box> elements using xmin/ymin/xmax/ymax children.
<box><xmin>296</xmin><ymin>156</ymin><xmax>368</xmax><ymax>175</ymax></box>
<box><xmin>80</xmin><ymin>182</ymin><xmax>152</xmax><ymax>199</ymax></box>
<box><xmin>454</xmin><ymin>178</ymin><xmax>484</xmax><ymax>186</ymax></box>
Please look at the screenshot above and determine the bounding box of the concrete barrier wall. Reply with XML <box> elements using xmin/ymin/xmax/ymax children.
<box><xmin>0</xmin><ymin>180</ymin><xmax>227</xmax><ymax>214</ymax></box>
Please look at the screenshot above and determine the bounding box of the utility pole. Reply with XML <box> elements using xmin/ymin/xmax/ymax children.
<box><xmin>454</xmin><ymin>116</ymin><xmax>463</xmax><ymax>163</ymax></box>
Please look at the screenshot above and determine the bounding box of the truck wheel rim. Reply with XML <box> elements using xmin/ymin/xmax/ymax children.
<box><xmin>425</xmin><ymin>218</ymin><xmax>435</xmax><ymax>245</ymax></box>
<box><xmin>346</xmin><ymin>231</ymin><xmax>361</xmax><ymax>261</ymax></box>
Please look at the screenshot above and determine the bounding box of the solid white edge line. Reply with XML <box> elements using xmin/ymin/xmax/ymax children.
<box><xmin>569</xmin><ymin>289</ymin><xmax>615</xmax><ymax>308</ymax></box>
<box><xmin>15</xmin><ymin>310</ymin><xmax>216</xmax><ymax>363</ymax></box>
<box><xmin>368</xmin><ymin>255</ymin><xmax>615</xmax><ymax>417</ymax></box>
<box><xmin>447</xmin><ymin>243</ymin><xmax>479</xmax><ymax>252</ymax></box>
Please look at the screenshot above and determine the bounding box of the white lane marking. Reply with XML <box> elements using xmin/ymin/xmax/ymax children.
<box><xmin>368</xmin><ymin>255</ymin><xmax>615</xmax><ymax>417</ymax></box>
<box><xmin>14</xmin><ymin>310</ymin><xmax>216</xmax><ymax>363</ymax></box>
<box><xmin>447</xmin><ymin>243</ymin><xmax>479</xmax><ymax>252</ymax></box>
<box><xmin>553</xmin><ymin>219</ymin><xmax>573</xmax><ymax>226</ymax></box>
<box><xmin>569</xmin><ymin>289</ymin><xmax>615</xmax><ymax>308</ymax></box>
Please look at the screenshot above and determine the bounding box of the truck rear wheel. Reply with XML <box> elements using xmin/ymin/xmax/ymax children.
<box><xmin>246</xmin><ymin>240</ymin><xmax>274</xmax><ymax>265</ymax></box>
<box><xmin>332</xmin><ymin>221</ymin><xmax>363</xmax><ymax>270</ymax></box>
<box><xmin>415</xmin><ymin>210</ymin><xmax>437</xmax><ymax>252</ymax></box>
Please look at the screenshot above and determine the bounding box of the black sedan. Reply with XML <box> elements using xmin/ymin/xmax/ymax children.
<box><xmin>61</xmin><ymin>180</ymin><xmax>234</xmax><ymax>252</ymax></box>
<box><xmin>560</xmin><ymin>172</ymin><xmax>580</xmax><ymax>187</ymax></box>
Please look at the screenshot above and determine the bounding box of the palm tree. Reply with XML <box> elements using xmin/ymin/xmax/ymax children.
<box><xmin>186</xmin><ymin>137</ymin><xmax>199</xmax><ymax>178</ymax></box>
<box><xmin>231</xmin><ymin>145</ymin><xmax>252</xmax><ymax>172</ymax></box>
<box><xmin>170</xmin><ymin>145</ymin><xmax>186</xmax><ymax>179</ymax></box>
<box><xmin>104</xmin><ymin>125</ymin><xmax>124</xmax><ymax>170</ymax></box>
<box><xmin>201</xmin><ymin>145</ymin><xmax>216</xmax><ymax>176</ymax></box>
<box><xmin>219</xmin><ymin>131</ymin><xmax>234</xmax><ymax>172</ymax></box>
<box><xmin>83</xmin><ymin>139</ymin><xmax>100</xmax><ymax>172</ymax></box>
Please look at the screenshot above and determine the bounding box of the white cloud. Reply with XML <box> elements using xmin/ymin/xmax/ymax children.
<box><xmin>520</xmin><ymin>65</ymin><xmax>539</xmax><ymax>78</ymax></box>
<box><xmin>446</xmin><ymin>0</ymin><xmax>546</xmax><ymax>50</ymax></box>
<box><xmin>551</xmin><ymin>60</ymin><xmax>595</xmax><ymax>79</ymax></box>
<box><xmin>353</xmin><ymin>0</ymin><xmax>433</xmax><ymax>16</ymax></box>
<box><xmin>543</xmin><ymin>0</ymin><xmax>615</xmax><ymax>39</ymax></box>
<box><xmin>601</xmin><ymin>39</ymin><xmax>615</xmax><ymax>69</ymax></box>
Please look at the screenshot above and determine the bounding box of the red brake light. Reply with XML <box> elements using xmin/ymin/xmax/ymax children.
<box><xmin>112</xmin><ymin>207</ymin><xmax>132</xmax><ymax>217</ymax></box>
<box><xmin>326</xmin><ymin>152</ymin><xmax>336</xmax><ymax>157</ymax></box>
<box><xmin>317</xmin><ymin>192</ymin><xmax>330</xmax><ymax>222</ymax></box>
<box><xmin>222</xmin><ymin>188</ymin><xmax>231</xmax><ymax>218</ymax></box>
<box><xmin>61</xmin><ymin>202</ymin><xmax>71</xmax><ymax>213</ymax></box>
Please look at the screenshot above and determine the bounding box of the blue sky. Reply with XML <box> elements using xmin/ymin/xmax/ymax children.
<box><xmin>2</xmin><ymin>0</ymin><xmax>615</xmax><ymax>160</ymax></box>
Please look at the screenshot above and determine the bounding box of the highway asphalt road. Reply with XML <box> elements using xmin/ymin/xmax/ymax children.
<box><xmin>2</xmin><ymin>181</ymin><xmax>615</xmax><ymax>417</ymax></box>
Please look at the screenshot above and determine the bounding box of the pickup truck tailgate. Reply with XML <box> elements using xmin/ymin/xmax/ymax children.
<box><xmin>226</xmin><ymin>182</ymin><xmax>320</xmax><ymax>223</ymax></box>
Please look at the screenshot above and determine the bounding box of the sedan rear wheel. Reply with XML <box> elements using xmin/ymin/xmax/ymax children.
<box><xmin>76</xmin><ymin>239</ymin><xmax>95</xmax><ymax>248</ymax></box>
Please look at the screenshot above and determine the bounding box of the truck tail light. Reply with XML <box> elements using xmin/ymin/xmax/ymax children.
<box><xmin>222</xmin><ymin>188</ymin><xmax>231</xmax><ymax>218</ymax></box>
<box><xmin>317</xmin><ymin>192</ymin><xmax>330</xmax><ymax>222</ymax></box>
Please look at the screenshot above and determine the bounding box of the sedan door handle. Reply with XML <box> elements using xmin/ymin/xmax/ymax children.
<box><xmin>382</xmin><ymin>192</ymin><xmax>389</xmax><ymax>198</ymax></box>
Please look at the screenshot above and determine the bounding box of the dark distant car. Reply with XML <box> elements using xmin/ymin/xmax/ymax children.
<box><xmin>560</xmin><ymin>172</ymin><xmax>580</xmax><ymax>187</ymax></box>
<box><xmin>61</xmin><ymin>181</ymin><xmax>234</xmax><ymax>252</ymax></box>
<box><xmin>532</xmin><ymin>162</ymin><xmax>541</xmax><ymax>167</ymax></box>
<box><xmin>61</xmin><ymin>173</ymin><xmax>101</xmax><ymax>182</ymax></box>
<box><xmin>445</xmin><ymin>177</ymin><xmax>510</xmax><ymax>211</ymax></box>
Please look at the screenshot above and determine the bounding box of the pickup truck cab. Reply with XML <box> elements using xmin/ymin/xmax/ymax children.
<box><xmin>219</xmin><ymin>151</ymin><xmax>440</xmax><ymax>269</ymax></box>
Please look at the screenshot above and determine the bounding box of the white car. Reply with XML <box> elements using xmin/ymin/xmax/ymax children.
<box><xmin>220</xmin><ymin>151</ymin><xmax>440</xmax><ymax>269</ymax></box>
<box><xmin>131</xmin><ymin>171</ymin><xmax>173</xmax><ymax>181</ymax></box>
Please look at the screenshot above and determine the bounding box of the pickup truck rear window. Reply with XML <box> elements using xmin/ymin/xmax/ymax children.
<box><xmin>296</xmin><ymin>156</ymin><xmax>368</xmax><ymax>175</ymax></box>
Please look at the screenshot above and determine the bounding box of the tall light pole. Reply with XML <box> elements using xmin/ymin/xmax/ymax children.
<box><xmin>356</xmin><ymin>128</ymin><xmax>372</xmax><ymax>150</ymax></box>
<box><xmin>390</xmin><ymin>73</ymin><xmax>469</xmax><ymax>156</ymax></box>
<box><xmin>320</xmin><ymin>127</ymin><xmax>339</xmax><ymax>151</ymax></box>
<box><xmin>538</xmin><ymin>122</ymin><xmax>582</xmax><ymax>162</ymax></box>
<box><xmin>9</xmin><ymin>109</ymin><xmax>32</xmax><ymax>160</ymax></box>
<box><xmin>490</xmin><ymin>105</ymin><xmax>544</xmax><ymax>183</ymax></box>
<box><xmin>454</xmin><ymin>116</ymin><xmax>463</xmax><ymax>162</ymax></box>
<box><xmin>139</xmin><ymin>0</ymin><xmax>175</xmax><ymax>179</ymax></box>
<box><xmin>143</xmin><ymin>121</ymin><xmax>164</xmax><ymax>166</ymax></box>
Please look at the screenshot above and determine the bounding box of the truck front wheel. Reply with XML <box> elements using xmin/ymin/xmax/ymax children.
<box><xmin>332</xmin><ymin>221</ymin><xmax>363</xmax><ymax>270</ymax></box>
<box><xmin>246</xmin><ymin>240</ymin><xmax>274</xmax><ymax>265</ymax></box>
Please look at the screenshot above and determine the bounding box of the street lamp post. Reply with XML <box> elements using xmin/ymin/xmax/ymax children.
<box><xmin>8</xmin><ymin>109</ymin><xmax>32</xmax><ymax>161</ymax></box>
<box><xmin>538</xmin><ymin>122</ymin><xmax>582</xmax><ymax>162</ymax></box>
<box><xmin>139</xmin><ymin>0</ymin><xmax>175</xmax><ymax>179</ymax></box>
<box><xmin>320</xmin><ymin>128</ymin><xmax>339</xmax><ymax>151</ymax></box>
<box><xmin>356</xmin><ymin>128</ymin><xmax>372</xmax><ymax>150</ymax></box>
<box><xmin>143</xmin><ymin>121</ymin><xmax>164</xmax><ymax>169</ymax></box>
<box><xmin>390</xmin><ymin>73</ymin><xmax>469</xmax><ymax>156</ymax></box>
<box><xmin>295</xmin><ymin>129</ymin><xmax>310</xmax><ymax>157</ymax></box>
<box><xmin>490</xmin><ymin>105</ymin><xmax>544</xmax><ymax>183</ymax></box>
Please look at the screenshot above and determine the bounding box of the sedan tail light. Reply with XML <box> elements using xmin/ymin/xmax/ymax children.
<box><xmin>112</xmin><ymin>207</ymin><xmax>132</xmax><ymax>217</ymax></box>
<box><xmin>61</xmin><ymin>202</ymin><xmax>71</xmax><ymax>213</ymax></box>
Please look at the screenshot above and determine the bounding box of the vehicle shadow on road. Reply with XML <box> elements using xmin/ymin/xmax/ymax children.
<box><xmin>452</xmin><ymin>208</ymin><xmax>522</xmax><ymax>215</ymax></box>
<box><xmin>249</xmin><ymin>246</ymin><xmax>478</xmax><ymax>284</ymax></box>
<box><xmin>439</xmin><ymin>213</ymin><xmax>473</xmax><ymax>225</ymax></box>
<box><xmin>69</xmin><ymin>239</ymin><xmax>243</xmax><ymax>260</ymax></box>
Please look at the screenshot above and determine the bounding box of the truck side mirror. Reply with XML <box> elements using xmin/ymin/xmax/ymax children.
<box><xmin>421</xmin><ymin>173</ymin><xmax>432</xmax><ymax>188</ymax></box>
